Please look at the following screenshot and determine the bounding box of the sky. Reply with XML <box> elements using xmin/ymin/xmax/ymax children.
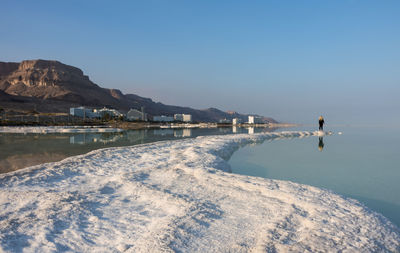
<box><xmin>1</xmin><ymin>0</ymin><xmax>399</xmax><ymax>125</ymax></box>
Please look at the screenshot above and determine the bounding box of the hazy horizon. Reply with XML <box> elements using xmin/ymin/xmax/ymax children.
<box><xmin>1</xmin><ymin>0</ymin><xmax>399</xmax><ymax>125</ymax></box>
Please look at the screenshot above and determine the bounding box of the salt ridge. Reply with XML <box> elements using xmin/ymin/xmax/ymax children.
<box><xmin>0</xmin><ymin>126</ymin><xmax>123</xmax><ymax>134</ymax></box>
<box><xmin>0</xmin><ymin>131</ymin><xmax>399</xmax><ymax>252</ymax></box>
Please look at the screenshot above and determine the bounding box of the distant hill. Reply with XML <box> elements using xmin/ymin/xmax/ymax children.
<box><xmin>0</xmin><ymin>59</ymin><xmax>277</xmax><ymax>123</ymax></box>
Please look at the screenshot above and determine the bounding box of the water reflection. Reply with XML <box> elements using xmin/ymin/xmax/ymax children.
<box><xmin>248</xmin><ymin>127</ymin><xmax>255</xmax><ymax>134</ymax></box>
<box><xmin>153</xmin><ymin>129</ymin><xmax>174</xmax><ymax>136</ymax></box>
<box><xmin>174</xmin><ymin>129</ymin><xmax>192</xmax><ymax>137</ymax></box>
<box><xmin>0</xmin><ymin>127</ymin><xmax>279</xmax><ymax>173</ymax></box>
<box><xmin>318</xmin><ymin>137</ymin><xmax>325</xmax><ymax>151</ymax></box>
<box><xmin>70</xmin><ymin>132</ymin><xmax>125</xmax><ymax>145</ymax></box>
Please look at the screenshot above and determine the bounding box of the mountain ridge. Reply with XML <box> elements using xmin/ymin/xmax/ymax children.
<box><xmin>0</xmin><ymin>59</ymin><xmax>277</xmax><ymax>123</ymax></box>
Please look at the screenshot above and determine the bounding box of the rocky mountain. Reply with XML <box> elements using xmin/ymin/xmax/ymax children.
<box><xmin>0</xmin><ymin>59</ymin><xmax>277</xmax><ymax>123</ymax></box>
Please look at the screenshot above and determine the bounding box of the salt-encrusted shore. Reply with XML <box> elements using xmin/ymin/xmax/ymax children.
<box><xmin>0</xmin><ymin>131</ymin><xmax>399</xmax><ymax>252</ymax></box>
<box><xmin>0</xmin><ymin>126</ymin><xmax>123</xmax><ymax>134</ymax></box>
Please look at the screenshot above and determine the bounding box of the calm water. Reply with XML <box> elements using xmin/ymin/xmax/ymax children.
<box><xmin>2</xmin><ymin>126</ymin><xmax>399</xmax><ymax>228</ymax></box>
<box><xmin>229</xmin><ymin>126</ymin><xmax>400</xmax><ymax>228</ymax></box>
<box><xmin>0</xmin><ymin>126</ymin><xmax>268</xmax><ymax>174</ymax></box>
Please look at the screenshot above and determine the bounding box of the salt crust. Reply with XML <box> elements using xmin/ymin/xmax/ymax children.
<box><xmin>0</xmin><ymin>126</ymin><xmax>123</xmax><ymax>134</ymax></box>
<box><xmin>0</xmin><ymin>131</ymin><xmax>399</xmax><ymax>252</ymax></box>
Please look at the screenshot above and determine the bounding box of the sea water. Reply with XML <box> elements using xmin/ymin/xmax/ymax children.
<box><xmin>229</xmin><ymin>126</ymin><xmax>400</xmax><ymax>228</ymax></box>
<box><xmin>2</xmin><ymin>125</ymin><xmax>399</xmax><ymax>228</ymax></box>
<box><xmin>0</xmin><ymin>126</ymin><xmax>257</xmax><ymax>174</ymax></box>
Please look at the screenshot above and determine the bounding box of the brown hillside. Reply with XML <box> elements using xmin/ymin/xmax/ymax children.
<box><xmin>0</xmin><ymin>59</ymin><xmax>277</xmax><ymax>123</ymax></box>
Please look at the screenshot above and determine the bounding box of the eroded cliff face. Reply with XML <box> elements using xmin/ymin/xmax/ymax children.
<box><xmin>7</xmin><ymin>60</ymin><xmax>90</xmax><ymax>88</ymax></box>
<box><xmin>0</xmin><ymin>60</ymin><xmax>118</xmax><ymax>105</ymax></box>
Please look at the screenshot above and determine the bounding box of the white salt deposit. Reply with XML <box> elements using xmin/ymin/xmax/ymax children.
<box><xmin>0</xmin><ymin>131</ymin><xmax>399</xmax><ymax>252</ymax></box>
<box><xmin>0</xmin><ymin>126</ymin><xmax>123</xmax><ymax>134</ymax></box>
<box><xmin>317</xmin><ymin>130</ymin><xmax>331</xmax><ymax>136</ymax></box>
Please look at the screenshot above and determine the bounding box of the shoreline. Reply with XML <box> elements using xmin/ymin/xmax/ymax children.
<box><xmin>0</xmin><ymin>122</ymin><xmax>299</xmax><ymax>131</ymax></box>
<box><xmin>0</xmin><ymin>125</ymin><xmax>295</xmax><ymax>174</ymax></box>
<box><xmin>0</xmin><ymin>131</ymin><xmax>398</xmax><ymax>251</ymax></box>
<box><xmin>111</xmin><ymin>122</ymin><xmax>299</xmax><ymax>130</ymax></box>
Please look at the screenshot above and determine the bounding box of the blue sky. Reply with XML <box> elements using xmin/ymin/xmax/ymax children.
<box><xmin>1</xmin><ymin>0</ymin><xmax>399</xmax><ymax>124</ymax></box>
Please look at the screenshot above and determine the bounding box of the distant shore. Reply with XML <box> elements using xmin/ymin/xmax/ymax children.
<box><xmin>109</xmin><ymin>121</ymin><xmax>298</xmax><ymax>130</ymax></box>
<box><xmin>0</xmin><ymin>117</ymin><xmax>298</xmax><ymax>130</ymax></box>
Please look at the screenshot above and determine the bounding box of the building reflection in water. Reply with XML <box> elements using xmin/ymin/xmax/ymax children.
<box><xmin>1</xmin><ymin>127</ymin><xmax>280</xmax><ymax>173</ymax></box>
<box><xmin>174</xmin><ymin>129</ymin><xmax>192</xmax><ymax>137</ymax></box>
<box><xmin>218</xmin><ymin>128</ymin><xmax>231</xmax><ymax>134</ymax></box>
<box><xmin>248</xmin><ymin>127</ymin><xmax>254</xmax><ymax>134</ymax></box>
<box><xmin>70</xmin><ymin>128</ymin><xmax>196</xmax><ymax>145</ymax></box>
<box><xmin>70</xmin><ymin>133</ymin><xmax>124</xmax><ymax>144</ymax></box>
<box><xmin>153</xmin><ymin>129</ymin><xmax>174</xmax><ymax>136</ymax></box>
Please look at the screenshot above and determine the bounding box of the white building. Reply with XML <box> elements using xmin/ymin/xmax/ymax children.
<box><xmin>70</xmin><ymin>107</ymin><xmax>99</xmax><ymax>118</ymax></box>
<box><xmin>174</xmin><ymin>114</ymin><xmax>192</xmax><ymax>122</ymax></box>
<box><xmin>153</xmin><ymin>115</ymin><xmax>174</xmax><ymax>122</ymax></box>
<box><xmin>232</xmin><ymin>118</ymin><xmax>241</xmax><ymax>125</ymax></box>
<box><xmin>182</xmin><ymin>114</ymin><xmax>192</xmax><ymax>122</ymax></box>
<box><xmin>219</xmin><ymin>119</ymin><xmax>230</xmax><ymax>124</ymax></box>
<box><xmin>95</xmin><ymin>107</ymin><xmax>123</xmax><ymax>118</ymax></box>
<box><xmin>248</xmin><ymin>115</ymin><xmax>263</xmax><ymax>124</ymax></box>
<box><xmin>127</xmin><ymin>108</ymin><xmax>147</xmax><ymax>121</ymax></box>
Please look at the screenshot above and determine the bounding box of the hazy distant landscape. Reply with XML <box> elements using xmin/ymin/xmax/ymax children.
<box><xmin>0</xmin><ymin>60</ymin><xmax>276</xmax><ymax>124</ymax></box>
<box><xmin>1</xmin><ymin>1</ymin><xmax>400</xmax><ymax>252</ymax></box>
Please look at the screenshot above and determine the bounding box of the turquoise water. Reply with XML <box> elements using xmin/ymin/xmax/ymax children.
<box><xmin>229</xmin><ymin>126</ymin><xmax>400</xmax><ymax>228</ymax></box>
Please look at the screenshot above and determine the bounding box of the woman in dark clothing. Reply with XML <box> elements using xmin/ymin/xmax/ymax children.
<box><xmin>319</xmin><ymin>116</ymin><xmax>325</xmax><ymax>131</ymax></box>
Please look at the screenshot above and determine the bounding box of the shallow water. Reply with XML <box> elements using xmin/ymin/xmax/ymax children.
<box><xmin>229</xmin><ymin>126</ymin><xmax>400</xmax><ymax>228</ymax></box>
<box><xmin>0</xmin><ymin>126</ymin><xmax>266</xmax><ymax>174</ymax></box>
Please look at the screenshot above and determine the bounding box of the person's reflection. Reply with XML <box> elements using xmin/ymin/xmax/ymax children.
<box><xmin>318</xmin><ymin>137</ymin><xmax>324</xmax><ymax>151</ymax></box>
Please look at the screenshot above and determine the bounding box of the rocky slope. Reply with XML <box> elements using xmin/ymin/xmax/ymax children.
<box><xmin>0</xmin><ymin>60</ymin><xmax>276</xmax><ymax>123</ymax></box>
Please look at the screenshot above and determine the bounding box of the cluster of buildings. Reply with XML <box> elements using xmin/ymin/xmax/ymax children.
<box><xmin>247</xmin><ymin>115</ymin><xmax>263</xmax><ymax>124</ymax></box>
<box><xmin>144</xmin><ymin>114</ymin><xmax>193</xmax><ymax>122</ymax></box>
<box><xmin>70</xmin><ymin>107</ymin><xmax>265</xmax><ymax>125</ymax></box>
<box><xmin>70</xmin><ymin>107</ymin><xmax>123</xmax><ymax>119</ymax></box>
<box><xmin>69</xmin><ymin>107</ymin><xmax>193</xmax><ymax>123</ymax></box>
<box><xmin>230</xmin><ymin>116</ymin><xmax>264</xmax><ymax>125</ymax></box>
<box><xmin>126</xmin><ymin>108</ymin><xmax>147</xmax><ymax>121</ymax></box>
